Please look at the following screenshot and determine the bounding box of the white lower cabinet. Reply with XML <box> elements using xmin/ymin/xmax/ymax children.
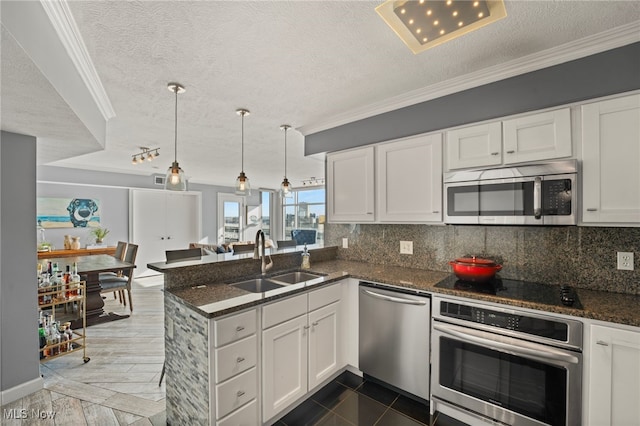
<box><xmin>210</xmin><ymin>309</ymin><xmax>259</xmax><ymax>425</ymax></box>
<box><xmin>262</xmin><ymin>314</ymin><xmax>309</xmax><ymax>420</ymax></box>
<box><xmin>218</xmin><ymin>399</ymin><xmax>258</xmax><ymax>426</ymax></box>
<box><xmin>308</xmin><ymin>302</ymin><xmax>341</xmax><ymax>389</ymax></box>
<box><xmin>216</xmin><ymin>368</ymin><xmax>258</xmax><ymax>419</ymax></box>
<box><xmin>587</xmin><ymin>323</ymin><xmax>640</xmax><ymax>425</ymax></box>
<box><xmin>262</xmin><ymin>283</ymin><xmax>344</xmax><ymax>422</ymax></box>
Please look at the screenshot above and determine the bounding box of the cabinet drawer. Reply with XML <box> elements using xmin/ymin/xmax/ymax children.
<box><xmin>309</xmin><ymin>284</ymin><xmax>341</xmax><ymax>312</ymax></box>
<box><xmin>217</xmin><ymin>399</ymin><xmax>258</xmax><ymax>426</ymax></box>
<box><xmin>216</xmin><ymin>367</ymin><xmax>257</xmax><ymax>419</ymax></box>
<box><xmin>215</xmin><ymin>335</ymin><xmax>257</xmax><ymax>383</ymax></box>
<box><xmin>214</xmin><ymin>309</ymin><xmax>257</xmax><ymax>347</ymax></box>
<box><xmin>262</xmin><ymin>293</ymin><xmax>307</xmax><ymax>329</ymax></box>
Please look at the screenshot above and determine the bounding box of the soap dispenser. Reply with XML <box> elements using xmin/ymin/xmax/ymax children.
<box><xmin>301</xmin><ymin>244</ymin><xmax>311</xmax><ymax>270</ymax></box>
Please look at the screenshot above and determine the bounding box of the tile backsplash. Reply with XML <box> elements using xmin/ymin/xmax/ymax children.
<box><xmin>325</xmin><ymin>224</ymin><xmax>640</xmax><ymax>295</ymax></box>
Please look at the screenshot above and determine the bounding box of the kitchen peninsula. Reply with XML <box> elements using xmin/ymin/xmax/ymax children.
<box><xmin>151</xmin><ymin>246</ymin><xmax>640</xmax><ymax>425</ymax></box>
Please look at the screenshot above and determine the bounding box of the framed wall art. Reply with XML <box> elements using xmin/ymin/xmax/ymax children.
<box><xmin>37</xmin><ymin>197</ymin><xmax>101</xmax><ymax>228</ymax></box>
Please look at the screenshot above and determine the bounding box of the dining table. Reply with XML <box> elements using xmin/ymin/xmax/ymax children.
<box><xmin>40</xmin><ymin>254</ymin><xmax>135</xmax><ymax>327</ymax></box>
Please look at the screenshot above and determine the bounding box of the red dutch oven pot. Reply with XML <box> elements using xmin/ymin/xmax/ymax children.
<box><xmin>449</xmin><ymin>256</ymin><xmax>502</xmax><ymax>282</ymax></box>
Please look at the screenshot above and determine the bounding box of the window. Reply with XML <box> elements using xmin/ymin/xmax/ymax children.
<box><xmin>282</xmin><ymin>188</ymin><xmax>325</xmax><ymax>244</ymax></box>
<box><xmin>261</xmin><ymin>191</ymin><xmax>271</xmax><ymax>240</ymax></box>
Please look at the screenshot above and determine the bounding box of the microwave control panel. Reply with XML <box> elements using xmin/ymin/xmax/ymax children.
<box><xmin>543</xmin><ymin>179</ymin><xmax>572</xmax><ymax>215</ymax></box>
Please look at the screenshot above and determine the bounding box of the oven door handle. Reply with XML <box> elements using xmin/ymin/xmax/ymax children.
<box><xmin>361</xmin><ymin>289</ymin><xmax>427</xmax><ymax>306</ymax></box>
<box><xmin>433</xmin><ymin>322</ymin><xmax>580</xmax><ymax>365</ymax></box>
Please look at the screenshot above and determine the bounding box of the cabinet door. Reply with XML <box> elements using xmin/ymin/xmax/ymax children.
<box><xmin>308</xmin><ymin>302</ymin><xmax>341</xmax><ymax>390</ymax></box>
<box><xmin>502</xmin><ymin>108</ymin><xmax>572</xmax><ymax>164</ymax></box>
<box><xmin>582</xmin><ymin>94</ymin><xmax>640</xmax><ymax>224</ymax></box>
<box><xmin>588</xmin><ymin>325</ymin><xmax>640</xmax><ymax>426</ymax></box>
<box><xmin>327</xmin><ymin>147</ymin><xmax>375</xmax><ymax>222</ymax></box>
<box><xmin>262</xmin><ymin>315</ymin><xmax>309</xmax><ymax>421</ymax></box>
<box><xmin>377</xmin><ymin>134</ymin><xmax>442</xmax><ymax>222</ymax></box>
<box><xmin>446</xmin><ymin>122</ymin><xmax>502</xmax><ymax>170</ymax></box>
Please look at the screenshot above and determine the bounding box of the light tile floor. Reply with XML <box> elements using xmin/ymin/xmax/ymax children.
<box><xmin>2</xmin><ymin>276</ymin><xmax>167</xmax><ymax>425</ymax></box>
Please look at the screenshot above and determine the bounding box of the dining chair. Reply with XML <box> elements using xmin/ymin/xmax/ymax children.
<box><xmin>113</xmin><ymin>241</ymin><xmax>127</xmax><ymax>260</ymax></box>
<box><xmin>232</xmin><ymin>243</ymin><xmax>255</xmax><ymax>254</ymax></box>
<box><xmin>277</xmin><ymin>239</ymin><xmax>297</xmax><ymax>248</ymax></box>
<box><xmin>291</xmin><ymin>229</ymin><xmax>317</xmax><ymax>245</ymax></box>
<box><xmin>100</xmin><ymin>241</ymin><xmax>128</xmax><ymax>300</ymax></box>
<box><xmin>165</xmin><ymin>248</ymin><xmax>202</xmax><ymax>263</ymax></box>
<box><xmin>99</xmin><ymin>243</ymin><xmax>138</xmax><ymax>312</ymax></box>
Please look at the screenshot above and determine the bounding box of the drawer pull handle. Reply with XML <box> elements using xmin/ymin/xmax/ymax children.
<box><xmin>506</xmin><ymin>150</ymin><xmax>515</xmax><ymax>154</ymax></box>
<box><xmin>237</xmin><ymin>390</ymin><xmax>245</xmax><ymax>397</ymax></box>
<box><xmin>586</xmin><ymin>208</ymin><xmax>598</xmax><ymax>212</ymax></box>
<box><xmin>596</xmin><ymin>340</ymin><xmax>609</xmax><ymax>346</ymax></box>
<box><xmin>433</xmin><ymin>210</ymin><xmax>439</xmax><ymax>213</ymax></box>
<box><xmin>491</xmin><ymin>152</ymin><xmax>499</xmax><ymax>156</ymax></box>
<box><xmin>236</xmin><ymin>357</ymin><xmax>245</xmax><ymax>363</ymax></box>
<box><xmin>236</xmin><ymin>326</ymin><xmax>245</xmax><ymax>332</ymax></box>
<box><xmin>303</xmin><ymin>325</ymin><xmax>310</xmax><ymax>330</ymax></box>
<box><xmin>312</xmin><ymin>322</ymin><xmax>319</xmax><ymax>326</ymax></box>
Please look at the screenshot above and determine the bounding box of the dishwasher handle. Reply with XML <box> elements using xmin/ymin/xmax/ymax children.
<box><xmin>361</xmin><ymin>288</ymin><xmax>427</xmax><ymax>306</ymax></box>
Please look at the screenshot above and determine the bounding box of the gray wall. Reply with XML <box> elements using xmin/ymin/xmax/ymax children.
<box><xmin>1</xmin><ymin>131</ymin><xmax>40</xmax><ymax>397</ymax></box>
<box><xmin>305</xmin><ymin>42</ymin><xmax>640</xmax><ymax>154</ymax></box>
<box><xmin>37</xmin><ymin>166</ymin><xmax>257</xmax><ymax>249</ymax></box>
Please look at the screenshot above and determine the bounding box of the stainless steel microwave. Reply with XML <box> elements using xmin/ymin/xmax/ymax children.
<box><xmin>444</xmin><ymin>160</ymin><xmax>577</xmax><ymax>225</ymax></box>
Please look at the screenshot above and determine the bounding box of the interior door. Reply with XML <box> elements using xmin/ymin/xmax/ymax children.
<box><xmin>217</xmin><ymin>194</ymin><xmax>245</xmax><ymax>243</ymax></box>
<box><xmin>130</xmin><ymin>190</ymin><xmax>167</xmax><ymax>276</ymax></box>
<box><xmin>165</xmin><ymin>192</ymin><xmax>201</xmax><ymax>252</ymax></box>
<box><xmin>131</xmin><ymin>189</ymin><xmax>201</xmax><ymax>276</ymax></box>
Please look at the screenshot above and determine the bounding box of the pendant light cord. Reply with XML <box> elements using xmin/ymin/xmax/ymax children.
<box><xmin>241</xmin><ymin>112</ymin><xmax>245</xmax><ymax>173</ymax></box>
<box><xmin>174</xmin><ymin>87</ymin><xmax>178</xmax><ymax>163</ymax></box>
<box><xmin>284</xmin><ymin>126</ymin><xmax>287</xmax><ymax>177</ymax></box>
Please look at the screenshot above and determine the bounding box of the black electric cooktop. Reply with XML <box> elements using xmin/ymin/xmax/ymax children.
<box><xmin>434</xmin><ymin>275</ymin><xmax>582</xmax><ymax>309</ymax></box>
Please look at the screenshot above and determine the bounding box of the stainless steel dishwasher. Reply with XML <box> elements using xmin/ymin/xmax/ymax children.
<box><xmin>359</xmin><ymin>282</ymin><xmax>431</xmax><ymax>400</ymax></box>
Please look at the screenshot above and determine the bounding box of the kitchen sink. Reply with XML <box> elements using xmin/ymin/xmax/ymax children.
<box><xmin>229</xmin><ymin>278</ymin><xmax>284</xmax><ymax>293</ymax></box>
<box><xmin>270</xmin><ymin>271</ymin><xmax>324</xmax><ymax>285</ymax></box>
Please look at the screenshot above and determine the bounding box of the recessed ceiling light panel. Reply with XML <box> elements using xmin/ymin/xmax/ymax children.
<box><xmin>377</xmin><ymin>0</ymin><xmax>506</xmax><ymax>54</ymax></box>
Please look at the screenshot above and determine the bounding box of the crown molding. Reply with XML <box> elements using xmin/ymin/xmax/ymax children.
<box><xmin>40</xmin><ymin>0</ymin><xmax>115</xmax><ymax>121</ymax></box>
<box><xmin>299</xmin><ymin>21</ymin><xmax>640</xmax><ymax>136</ymax></box>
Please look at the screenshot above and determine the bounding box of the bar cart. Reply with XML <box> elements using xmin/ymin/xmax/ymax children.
<box><xmin>37</xmin><ymin>280</ymin><xmax>90</xmax><ymax>363</ymax></box>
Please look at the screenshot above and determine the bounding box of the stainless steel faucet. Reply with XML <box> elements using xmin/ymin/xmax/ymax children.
<box><xmin>254</xmin><ymin>230</ymin><xmax>273</xmax><ymax>275</ymax></box>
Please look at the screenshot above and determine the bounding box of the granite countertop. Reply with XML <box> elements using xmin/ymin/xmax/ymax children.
<box><xmin>167</xmin><ymin>259</ymin><xmax>640</xmax><ymax>328</ymax></box>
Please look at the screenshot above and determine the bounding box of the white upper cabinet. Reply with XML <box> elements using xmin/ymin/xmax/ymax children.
<box><xmin>446</xmin><ymin>108</ymin><xmax>572</xmax><ymax>170</ymax></box>
<box><xmin>446</xmin><ymin>122</ymin><xmax>502</xmax><ymax>170</ymax></box>
<box><xmin>581</xmin><ymin>93</ymin><xmax>640</xmax><ymax>225</ymax></box>
<box><xmin>502</xmin><ymin>108</ymin><xmax>572</xmax><ymax>164</ymax></box>
<box><xmin>376</xmin><ymin>133</ymin><xmax>442</xmax><ymax>223</ymax></box>
<box><xmin>326</xmin><ymin>147</ymin><xmax>375</xmax><ymax>223</ymax></box>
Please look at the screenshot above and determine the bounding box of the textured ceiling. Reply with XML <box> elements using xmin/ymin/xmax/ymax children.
<box><xmin>2</xmin><ymin>1</ymin><xmax>639</xmax><ymax>189</ymax></box>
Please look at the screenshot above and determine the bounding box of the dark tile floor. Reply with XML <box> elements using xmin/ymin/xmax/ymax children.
<box><xmin>274</xmin><ymin>371</ymin><xmax>467</xmax><ymax>426</ymax></box>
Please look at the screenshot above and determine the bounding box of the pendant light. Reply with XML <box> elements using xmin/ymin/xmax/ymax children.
<box><xmin>280</xmin><ymin>124</ymin><xmax>293</xmax><ymax>198</ymax></box>
<box><xmin>235</xmin><ymin>108</ymin><xmax>251</xmax><ymax>196</ymax></box>
<box><xmin>165</xmin><ymin>83</ymin><xmax>187</xmax><ymax>191</ymax></box>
